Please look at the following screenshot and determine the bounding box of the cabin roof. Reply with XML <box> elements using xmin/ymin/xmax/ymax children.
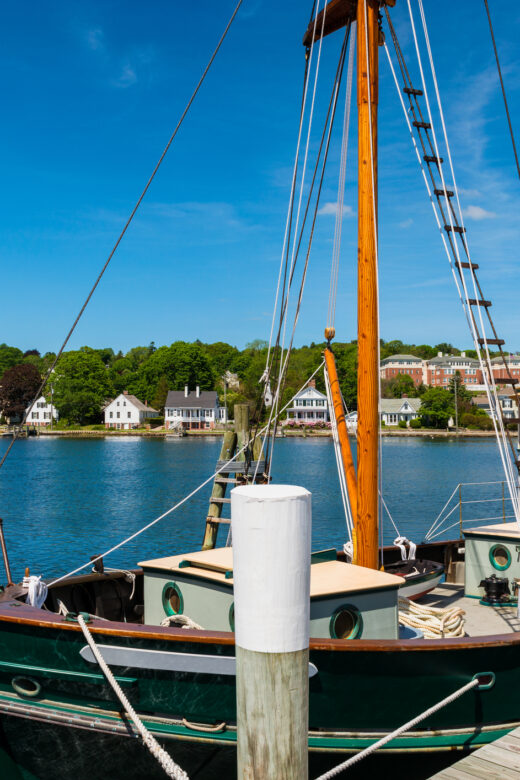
<box><xmin>165</xmin><ymin>390</ymin><xmax>218</xmax><ymax>409</ymax></box>
<box><xmin>138</xmin><ymin>547</ymin><xmax>404</xmax><ymax>596</ymax></box>
<box><xmin>464</xmin><ymin>522</ymin><xmax>520</xmax><ymax>540</ymax></box>
<box><xmin>380</xmin><ymin>398</ymin><xmax>422</xmax><ymax>413</ymax></box>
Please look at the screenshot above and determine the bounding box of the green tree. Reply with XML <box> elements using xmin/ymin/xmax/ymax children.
<box><xmin>135</xmin><ymin>342</ymin><xmax>214</xmax><ymax>402</ymax></box>
<box><xmin>53</xmin><ymin>350</ymin><xmax>112</xmax><ymax>425</ymax></box>
<box><xmin>382</xmin><ymin>373</ymin><xmax>417</xmax><ymax>399</ymax></box>
<box><xmin>0</xmin><ymin>363</ymin><xmax>41</xmax><ymax>422</ymax></box>
<box><xmin>0</xmin><ymin>344</ymin><xmax>23</xmax><ymax>376</ymax></box>
<box><xmin>419</xmin><ymin>387</ymin><xmax>454</xmax><ymax>429</ymax></box>
<box><xmin>152</xmin><ymin>375</ymin><xmax>169</xmax><ymax>414</ymax></box>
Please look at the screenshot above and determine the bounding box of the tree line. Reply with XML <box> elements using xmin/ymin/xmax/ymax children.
<box><xmin>0</xmin><ymin>338</ymin><xmax>499</xmax><ymax>428</ymax></box>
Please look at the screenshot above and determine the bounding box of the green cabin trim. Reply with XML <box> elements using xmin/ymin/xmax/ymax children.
<box><xmin>489</xmin><ymin>543</ymin><xmax>512</xmax><ymax>571</ymax></box>
<box><xmin>162</xmin><ymin>582</ymin><xmax>184</xmax><ymax>616</ymax></box>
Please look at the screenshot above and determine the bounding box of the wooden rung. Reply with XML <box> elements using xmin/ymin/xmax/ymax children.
<box><xmin>499</xmin><ymin>378</ymin><xmax>520</xmax><ymax>385</ymax></box>
<box><xmin>413</xmin><ymin>120</ymin><xmax>431</xmax><ymax>129</ymax></box>
<box><xmin>209</xmin><ymin>497</ymin><xmax>231</xmax><ymax>504</ymax></box>
<box><xmin>477</xmin><ymin>338</ymin><xmax>505</xmax><ymax>346</ymax></box>
<box><xmin>434</xmin><ymin>188</ymin><xmax>454</xmax><ymax>197</ymax></box>
<box><xmin>205</xmin><ymin>517</ymin><xmax>231</xmax><ymax>524</ymax></box>
<box><xmin>215</xmin><ymin>477</ymin><xmax>240</xmax><ymax>484</ymax></box>
<box><xmin>403</xmin><ymin>86</ymin><xmax>423</xmax><ymax>96</ymax></box>
<box><xmin>424</xmin><ymin>154</ymin><xmax>443</xmax><ymax>164</ymax></box>
<box><xmin>456</xmin><ymin>261</ymin><xmax>479</xmax><ymax>270</ymax></box>
<box><xmin>467</xmin><ymin>298</ymin><xmax>492</xmax><ymax>307</ymax></box>
<box><xmin>444</xmin><ymin>224</ymin><xmax>466</xmax><ymax>233</ymax></box>
<box><xmin>504</xmin><ymin>418</ymin><xmax>520</xmax><ymax>425</ymax></box>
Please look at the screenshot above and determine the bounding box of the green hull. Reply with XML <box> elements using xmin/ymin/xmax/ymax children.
<box><xmin>0</xmin><ymin>604</ymin><xmax>520</xmax><ymax>778</ymax></box>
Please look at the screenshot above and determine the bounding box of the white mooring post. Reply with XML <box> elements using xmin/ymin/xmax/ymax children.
<box><xmin>231</xmin><ymin>484</ymin><xmax>311</xmax><ymax>780</ymax></box>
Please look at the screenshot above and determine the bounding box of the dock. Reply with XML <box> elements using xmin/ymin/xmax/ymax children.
<box><xmin>430</xmin><ymin>724</ymin><xmax>520</xmax><ymax>778</ymax></box>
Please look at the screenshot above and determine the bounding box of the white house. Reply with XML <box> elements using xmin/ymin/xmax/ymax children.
<box><xmin>380</xmin><ymin>397</ymin><xmax>422</xmax><ymax>426</ymax></box>
<box><xmin>26</xmin><ymin>396</ymin><xmax>58</xmax><ymax>427</ymax></box>
<box><xmin>104</xmin><ymin>392</ymin><xmax>159</xmax><ymax>430</ymax></box>
<box><xmin>285</xmin><ymin>380</ymin><xmax>329</xmax><ymax>424</ymax></box>
<box><xmin>164</xmin><ymin>386</ymin><xmax>226</xmax><ymax>430</ymax></box>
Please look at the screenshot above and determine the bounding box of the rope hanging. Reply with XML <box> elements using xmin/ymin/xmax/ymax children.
<box><xmin>483</xmin><ymin>0</ymin><xmax>520</xmax><ymax>181</ymax></box>
<box><xmin>77</xmin><ymin>614</ymin><xmax>189</xmax><ymax>780</ymax></box>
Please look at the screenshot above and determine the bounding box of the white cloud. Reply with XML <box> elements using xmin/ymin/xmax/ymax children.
<box><xmin>86</xmin><ymin>28</ymin><xmax>104</xmax><ymax>51</ymax></box>
<box><xmin>399</xmin><ymin>218</ymin><xmax>413</xmax><ymax>229</ymax></box>
<box><xmin>464</xmin><ymin>204</ymin><xmax>496</xmax><ymax>221</ymax></box>
<box><xmin>112</xmin><ymin>63</ymin><xmax>137</xmax><ymax>89</ymax></box>
<box><xmin>318</xmin><ymin>202</ymin><xmax>354</xmax><ymax>217</ymax></box>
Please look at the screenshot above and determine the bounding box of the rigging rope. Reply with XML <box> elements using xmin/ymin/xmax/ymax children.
<box><xmin>49</xmin><ymin>362</ymin><xmax>325</xmax><ymax>588</ymax></box>
<box><xmin>483</xmin><ymin>0</ymin><xmax>520</xmax><ymax>181</ymax></box>
<box><xmin>327</xmin><ymin>26</ymin><xmax>355</xmax><ymax>332</ymax></box>
<box><xmin>411</xmin><ymin>0</ymin><xmax>520</xmax><ymax>521</ymax></box>
<box><xmin>0</xmin><ymin>0</ymin><xmax>244</xmax><ymax>474</ymax></box>
<box><xmin>314</xmin><ymin>677</ymin><xmax>480</xmax><ymax>779</ymax></box>
<box><xmin>77</xmin><ymin>614</ymin><xmax>189</xmax><ymax>780</ymax></box>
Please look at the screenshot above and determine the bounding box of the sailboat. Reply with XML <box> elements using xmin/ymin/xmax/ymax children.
<box><xmin>1</xmin><ymin>2</ymin><xmax>520</xmax><ymax>779</ymax></box>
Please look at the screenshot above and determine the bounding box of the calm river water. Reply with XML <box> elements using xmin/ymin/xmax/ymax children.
<box><xmin>0</xmin><ymin>435</ymin><xmax>510</xmax><ymax>582</ymax></box>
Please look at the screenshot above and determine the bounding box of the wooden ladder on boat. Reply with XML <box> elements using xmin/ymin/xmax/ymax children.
<box><xmin>202</xmin><ymin>404</ymin><xmax>267</xmax><ymax>550</ymax></box>
<box><xmin>385</xmin><ymin>9</ymin><xmax>520</xmax><ymax>476</ymax></box>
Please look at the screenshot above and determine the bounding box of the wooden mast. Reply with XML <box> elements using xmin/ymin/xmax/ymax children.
<box><xmin>356</xmin><ymin>0</ymin><xmax>379</xmax><ymax>569</ymax></box>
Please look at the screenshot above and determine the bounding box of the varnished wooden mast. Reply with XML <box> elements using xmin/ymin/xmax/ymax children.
<box><xmin>324</xmin><ymin>348</ymin><xmax>357</xmax><ymax>521</ymax></box>
<box><xmin>356</xmin><ymin>0</ymin><xmax>379</xmax><ymax>569</ymax></box>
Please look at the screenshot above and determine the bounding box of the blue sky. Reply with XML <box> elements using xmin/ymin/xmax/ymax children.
<box><xmin>1</xmin><ymin>1</ymin><xmax>519</xmax><ymax>354</ymax></box>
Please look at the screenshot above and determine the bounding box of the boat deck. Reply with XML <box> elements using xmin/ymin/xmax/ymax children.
<box><xmin>422</xmin><ymin>582</ymin><xmax>520</xmax><ymax>637</ymax></box>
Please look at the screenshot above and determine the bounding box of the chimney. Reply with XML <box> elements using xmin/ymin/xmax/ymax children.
<box><xmin>402</xmin><ymin>393</ymin><xmax>408</xmax><ymax>398</ymax></box>
<box><xmin>196</xmin><ymin>385</ymin><xmax>200</xmax><ymax>398</ymax></box>
<box><xmin>123</xmin><ymin>390</ymin><xmax>128</xmax><ymax>395</ymax></box>
<box><xmin>437</xmin><ymin>351</ymin><xmax>442</xmax><ymax>357</ymax></box>
<box><xmin>308</xmin><ymin>379</ymin><xmax>316</xmax><ymax>389</ymax></box>
<box><xmin>145</xmin><ymin>400</ymin><xmax>148</xmax><ymax>407</ymax></box>
<box><xmin>184</xmin><ymin>385</ymin><xmax>189</xmax><ymax>397</ymax></box>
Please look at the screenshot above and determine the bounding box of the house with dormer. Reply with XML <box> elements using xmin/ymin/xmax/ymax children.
<box><xmin>285</xmin><ymin>380</ymin><xmax>329</xmax><ymax>424</ymax></box>
<box><xmin>380</xmin><ymin>397</ymin><xmax>422</xmax><ymax>426</ymax></box>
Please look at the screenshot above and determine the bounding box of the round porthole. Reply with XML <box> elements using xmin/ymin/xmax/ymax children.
<box><xmin>162</xmin><ymin>582</ymin><xmax>184</xmax><ymax>616</ymax></box>
<box><xmin>329</xmin><ymin>605</ymin><xmax>362</xmax><ymax>639</ymax></box>
<box><xmin>489</xmin><ymin>544</ymin><xmax>511</xmax><ymax>571</ymax></box>
<box><xmin>229</xmin><ymin>602</ymin><xmax>235</xmax><ymax>631</ymax></box>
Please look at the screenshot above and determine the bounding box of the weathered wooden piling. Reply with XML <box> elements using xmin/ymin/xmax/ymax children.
<box><xmin>231</xmin><ymin>484</ymin><xmax>311</xmax><ymax>780</ymax></box>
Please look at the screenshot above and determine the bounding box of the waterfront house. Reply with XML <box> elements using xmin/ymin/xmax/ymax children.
<box><xmin>164</xmin><ymin>386</ymin><xmax>226</xmax><ymax>430</ymax></box>
<box><xmin>426</xmin><ymin>352</ymin><xmax>482</xmax><ymax>387</ymax></box>
<box><xmin>26</xmin><ymin>396</ymin><xmax>58</xmax><ymax>427</ymax></box>
<box><xmin>104</xmin><ymin>391</ymin><xmax>159</xmax><ymax>430</ymax></box>
<box><xmin>380</xmin><ymin>397</ymin><xmax>421</xmax><ymax>426</ymax></box>
<box><xmin>473</xmin><ymin>393</ymin><xmax>519</xmax><ymax>421</ymax></box>
<box><xmin>285</xmin><ymin>380</ymin><xmax>329</xmax><ymax>424</ymax></box>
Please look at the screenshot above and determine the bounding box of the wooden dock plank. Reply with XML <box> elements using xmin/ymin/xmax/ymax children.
<box><xmin>429</xmin><ymin>726</ymin><xmax>520</xmax><ymax>778</ymax></box>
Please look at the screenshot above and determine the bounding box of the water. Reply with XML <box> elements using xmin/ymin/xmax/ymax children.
<box><xmin>0</xmin><ymin>435</ymin><xmax>507</xmax><ymax>581</ymax></box>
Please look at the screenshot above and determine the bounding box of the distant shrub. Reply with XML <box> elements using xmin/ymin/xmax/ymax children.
<box><xmin>409</xmin><ymin>417</ymin><xmax>422</xmax><ymax>429</ymax></box>
<box><xmin>398</xmin><ymin>420</ymin><xmax>407</xmax><ymax>429</ymax></box>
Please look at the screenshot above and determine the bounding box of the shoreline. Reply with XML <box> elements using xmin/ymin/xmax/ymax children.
<box><xmin>21</xmin><ymin>428</ymin><xmax>501</xmax><ymax>440</ymax></box>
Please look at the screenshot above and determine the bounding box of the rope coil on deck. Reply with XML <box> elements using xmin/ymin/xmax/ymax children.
<box><xmin>77</xmin><ymin>614</ymin><xmax>189</xmax><ymax>780</ymax></box>
<box><xmin>398</xmin><ymin>597</ymin><xmax>465</xmax><ymax>639</ymax></box>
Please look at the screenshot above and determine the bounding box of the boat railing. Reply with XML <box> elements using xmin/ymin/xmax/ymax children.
<box><xmin>424</xmin><ymin>481</ymin><xmax>515</xmax><ymax>542</ymax></box>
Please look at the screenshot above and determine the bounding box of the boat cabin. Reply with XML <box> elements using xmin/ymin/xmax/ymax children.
<box><xmin>464</xmin><ymin>522</ymin><xmax>520</xmax><ymax>600</ymax></box>
<box><xmin>138</xmin><ymin>547</ymin><xmax>404</xmax><ymax>640</ymax></box>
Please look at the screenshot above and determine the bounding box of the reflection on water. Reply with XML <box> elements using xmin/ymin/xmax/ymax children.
<box><xmin>0</xmin><ymin>435</ymin><xmax>505</xmax><ymax>580</ymax></box>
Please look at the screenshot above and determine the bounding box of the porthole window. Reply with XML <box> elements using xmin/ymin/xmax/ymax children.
<box><xmin>489</xmin><ymin>544</ymin><xmax>511</xmax><ymax>571</ymax></box>
<box><xmin>329</xmin><ymin>604</ymin><xmax>362</xmax><ymax>639</ymax></box>
<box><xmin>229</xmin><ymin>602</ymin><xmax>235</xmax><ymax>632</ymax></box>
<box><xmin>162</xmin><ymin>582</ymin><xmax>184</xmax><ymax>616</ymax></box>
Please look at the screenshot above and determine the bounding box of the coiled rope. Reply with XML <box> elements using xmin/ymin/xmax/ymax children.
<box><xmin>77</xmin><ymin>614</ymin><xmax>189</xmax><ymax>780</ymax></box>
<box><xmin>398</xmin><ymin>597</ymin><xmax>465</xmax><ymax>639</ymax></box>
<box><xmin>314</xmin><ymin>676</ymin><xmax>480</xmax><ymax>778</ymax></box>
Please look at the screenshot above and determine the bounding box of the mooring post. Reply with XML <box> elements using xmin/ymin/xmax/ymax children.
<box><xmin>231</xmin><ymin>484</ymin><xmax>311</xmax><ymax>780</ymax></box>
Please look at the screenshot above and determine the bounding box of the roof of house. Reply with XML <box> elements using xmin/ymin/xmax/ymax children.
<box><xmin>380</xmin><ymin>354</ymin><xmax>422</xmax><ymax>364</ymax></box>
<box><xmin>427</xmin><ymin>355</ymin><xmax>479</xmax><ymax>366</ymax></box>
<box><xmin>165</xmin><ymin>389</ymin><xmax>218</xmax><ymax>409</ymax></box>
<box><xmin>109</xmin><ymin>393</ymin><xmax>158</xmax><ymax>413</ymax></box>
<box><xmin>380</xmin><ymin>397</ymin><xmax>422</xmax><ymax>413</ymax></box>
<box><xmin>293</xmin><ymin>386</ymin><xmax>327</xmax><ymax>400</ymax></box>
<box><xmin>490</xmin><ymin>355</ymin><xmax>520</xmax><ymax>364</ymax></box>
